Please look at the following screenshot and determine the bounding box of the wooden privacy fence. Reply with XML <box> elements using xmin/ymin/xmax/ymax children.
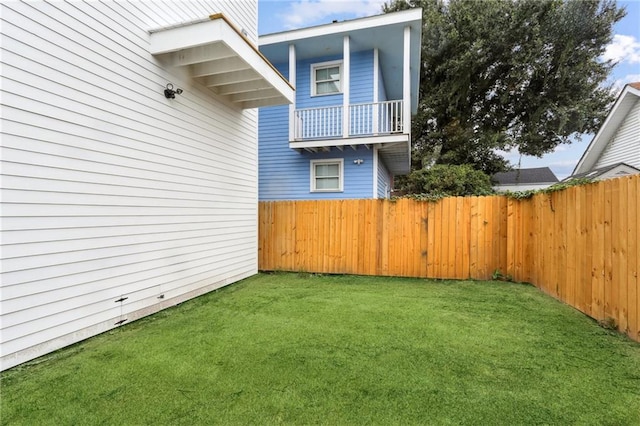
<box><xmin>258</xmin><ymin>175</ymin><xmax>639</xmax><ymax>342</ymax></box>
<box><xmin>259</xmin><ymin>196</ymin><xmax>508</xmax><ymax>280</ymax></box>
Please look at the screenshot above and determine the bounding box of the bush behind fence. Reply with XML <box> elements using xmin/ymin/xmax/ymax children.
<box><xmin>259</xmin><ymin>175</ymin><xmax>639</xmax><ymax>342</ymax></box>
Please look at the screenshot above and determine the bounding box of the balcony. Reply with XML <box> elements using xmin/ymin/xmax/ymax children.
<box><xmin>289</xmin><ymin>99</ymin><xmax>410</xmax><ymax>175</ymax></box>
<box><xmin>293</xmin><ymin>100</ymin><xmax>405</xmax><ymax>141</ymax></box>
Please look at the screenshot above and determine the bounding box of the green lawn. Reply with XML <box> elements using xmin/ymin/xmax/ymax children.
<box><xmin>2</xmin><ymin>273</ymin><xmax>639</xmax><ymax>425</ymax></box>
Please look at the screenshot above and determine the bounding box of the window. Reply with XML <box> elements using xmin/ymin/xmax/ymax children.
<box><xmin>311</xmin><ymin>61</ymin><xmax>342</xmax><ymax>96</ymax></box>
<box><xmin>311</xmin><ymin>159</ymin><xmax>343</xmax><ymax>192</ymax></box>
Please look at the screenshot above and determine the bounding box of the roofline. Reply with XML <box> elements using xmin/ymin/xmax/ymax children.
<box><xmin>567</xmin><ymin>162</ymin><xmax>640</xmax><ymax>180</ymax></box>
<box><xmin>573</xmin><ymin>83</ymin><xmax>640</xmax><ymax>174</ymax></box>
<box><xmin>259</xmin><ymin>8</ymin><xmax>423</xmax><ymax>46</ymax></box>
<box><xmin>209</xmin><ymin>13</ymin><xmax>294</xmax><ymax>91</ymax></box>
<box><xmin>149</xmin><ymin>13</ymin><xmax>293</xmax><ymax>92</ymax></box>
<box><xmin>148</xmin><ymin>13</ymin><xmax>294</xmax><ymax>108</ymax></box>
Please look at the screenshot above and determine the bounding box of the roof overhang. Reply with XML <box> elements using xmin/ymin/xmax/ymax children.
<box><xmin>259</xmin><ymin>9</ymin><xmax>422</xmax><ymax>114</ymax></box>
<box><xmin>289</xmin><ymin>134</ymin><xmax>411</xmax><ymax>175</ymax></box>
<box><xmin>573</xmin><ymin>84</ymin><xmax>640</xmax><ymax>174</ymax></box>
<box><xmin>149</xmin><ymin>14</ymin><xmax>294</xmax><ymax>109</ymax></box>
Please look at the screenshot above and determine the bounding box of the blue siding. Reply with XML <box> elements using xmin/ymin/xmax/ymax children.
<box><xmin>378</xmin><ymin>62</ymin><xmax>388</xmax><ymax>102</ymax></box>
<box><xmin>305</xmin><ymin>148</ymin><xmax>374</xmax><ymax>200</ymax></box>
<box><xmin>350</xmin><ymin>50</ymin><xmax>374</xmax><ymax>104</ymax></box>
<box><xmin>377</xmin><ymin>156</ymin><xmax>392</xmax><ymax>198</ymax></box>
<box><xmin>258</xmin><ymin>107</ymin><xmax>374</xmax><ymax>200</ymax></box>
<box><xmin>297</xmin><ymin>54</ymin><xmax>343</xmax><ymax>109</ymax></box>
<box><xmin>296</xmin><ymin>51</ymin><xmax>374</xmax><ymax>108</ymax></box>
<box><xmin>258</xmin><ymin>50</ymin><xmax>379</xmax><ymax>200</ymax></box>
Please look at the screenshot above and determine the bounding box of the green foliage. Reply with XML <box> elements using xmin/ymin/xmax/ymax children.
<box><xmin>598</xmin><ymin>316</ymin><xmax>618</xmax><ymax>331</ymax></box>
<box><xmin>502</xmin><ymin>176</ymin><xmax>595</xmax><ymax>199</ymax></box>
<box><xmin>396</xmin><ymin>164</ymin><xmax>495</xmax><ymax>196</ymax></box>
<box><xmin>492</xmin><ymin>269</ymin><xmax>514</xmax><ymax>282</ymax></box>
<box><xmin>2</xmin><ymin>273</ymin><xmax>639</xmax><ymax>425</ymax></box>
<box><xmin>397</xmin><ymin>192</ymin><xmax>450</xmax><ymax>202</ymax></box>
<box><xmin>383</xmin><ymin>0</ymin><xmax>625</xmax><ymax>175</ymax></box>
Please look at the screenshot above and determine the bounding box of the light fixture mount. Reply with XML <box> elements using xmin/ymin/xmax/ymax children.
<box><xmin>164</xmin><ymin>83</ymin><xmax>183</xmax><ymax>99</ymax></box>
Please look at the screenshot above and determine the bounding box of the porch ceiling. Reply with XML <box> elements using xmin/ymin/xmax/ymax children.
<box><xmin>149</xmin><ymin>14</ymin><xmax>294</xmax><ymax>109</ymax></box>
<box><xmin>290</xmin><ymin>135</ymin><xmax>411</xmax><ymax>175</ymax></box>
<box><xmin>378</xmin><ymin>140</ymin><xmax>411</xmax><ymax>175</ymax></box>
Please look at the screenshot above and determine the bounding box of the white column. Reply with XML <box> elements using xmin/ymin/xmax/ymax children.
<box><xmin>289</xmin><ymin>44</ymin><xmax>296</xmax><ymax>142</ymax></box>
<box><xmin>343</xmin><ymin>35</ymin><xmax>350</xmax><ymax>139</ymax></box>
<box><xmin>403</xmin><ymin>25</ymin><xmax>411</xmax><ymax>134</ymax></box>
<box><xmin>373</xmin><ymin>47</ymin><xmax>379</xmax><ymax>135</ymax></box>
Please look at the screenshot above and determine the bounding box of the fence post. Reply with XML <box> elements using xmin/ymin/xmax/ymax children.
<box><xmin>506</xmin><ymin>198</ymin><xmax>516</xmax><ymax>279</ymax></box>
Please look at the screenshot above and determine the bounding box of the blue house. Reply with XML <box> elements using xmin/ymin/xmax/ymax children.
<box><xmin>258</xmin><ymin>9</ymin><xmax>422</xmax><ymax>200</ymax></box>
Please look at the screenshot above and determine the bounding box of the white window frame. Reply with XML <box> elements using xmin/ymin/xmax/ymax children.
<box><xmin>310</xmin><ymin>159</ymin><xmax>344</xmax><ymax>192</ymax></box>
<box><xmin>310</xmin><ymin>60</ymin><xmax>343</xmax><ymax>97</ymax></box>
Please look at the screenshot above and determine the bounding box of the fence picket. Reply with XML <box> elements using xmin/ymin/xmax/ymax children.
<box><xmin>258</xmin><ymin>175</ymin><xmax>640</xmax><ymax>341</ymax></box>
<box><xmin>628</xmin><ymin>177</ymin><xmax>639</xmax><ymax>340</ymax></box>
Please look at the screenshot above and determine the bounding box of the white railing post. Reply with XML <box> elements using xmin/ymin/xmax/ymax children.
<box><xmin>293</xmin><ymin>100</ymin><xmax>406</xmax><ymax>140</ymax></box>
<box><xmin>373</xmin><ymin>48</ymin><xmax>379</xmax><ymax>135</ymax></box>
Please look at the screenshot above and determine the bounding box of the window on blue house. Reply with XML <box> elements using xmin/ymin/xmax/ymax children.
<box><xmin>311</xmin><ymin>159</ymin><xmax>343</xmax><ymax>192</ymax></box>
<box><xmin>311</xmin><ymin>61</ymin><xmax>342</xmax><ymax>96</ymax></box>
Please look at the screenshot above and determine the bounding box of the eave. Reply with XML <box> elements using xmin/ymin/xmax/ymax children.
<box><xmin>149</xmin><ymin>14</ymin><xmax>294</xmax><ymax>109</ymax></box>
<box><xmin>289</xmin><ymin>134</ymin><xmax>411</xmax><ymax>175</ymax></box>
<box><xmin>573</xmin><ymin>84</ymin><xmax>640</xmax><ymax>174</ymax></box>
<box><xmin>259</xmin><ymin>9</ymin><xmax>422</xmax><ymax>114</ymax></box>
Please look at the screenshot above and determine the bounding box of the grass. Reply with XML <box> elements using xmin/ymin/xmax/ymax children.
<box><xmin>2</xmin><ymin>273</ymin><xmax>639</xmax><ymax>425</ymax></box>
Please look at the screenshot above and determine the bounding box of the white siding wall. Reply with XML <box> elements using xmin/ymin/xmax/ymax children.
<box><xmin>596</xmin><ymin>99</ymin><xmax>640</xmax><ymax>169</ymax></box>
<box><xmin>1</xmin><ymin>0</ymin><xmax>259</xmax><ymax>370</ymax></box>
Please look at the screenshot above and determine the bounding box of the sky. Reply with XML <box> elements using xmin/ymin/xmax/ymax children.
<box><xmin>258</xmin><ymin>0</ymin><xmax>640</xmax><ymax>179</ymax></box>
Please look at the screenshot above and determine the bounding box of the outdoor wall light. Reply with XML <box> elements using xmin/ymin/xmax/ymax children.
<box><xmin>353</xmin><ymin>159</ymin><xmax>364</xmax><ymax>165</ymax></box>
<box><xmin>164</xmin><ymin>83</ymin><xmax>183</xmax><ymax>99</ymax></box>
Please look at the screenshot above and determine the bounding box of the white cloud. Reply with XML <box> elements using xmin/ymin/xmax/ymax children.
<box><xmin>602</xmin><ymin>34</ymin><xmax>640</xmax><ymax>64</ymax></box>
<box><xmin>280</xmin><ymin>0</ymin><xmax>387</xmax><ymax>29</ymax></box>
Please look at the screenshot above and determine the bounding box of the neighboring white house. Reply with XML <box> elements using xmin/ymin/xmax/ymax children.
<box><xmin>492</xmin><ymin>167</ymin><xmax>559</xmax><ymax>192</ymax></box>
<box><xmin>571</xmin><ymin>82</ymin><xmax>640</xmax><ymax>179</ymax></box>
<box><xmin>564</xmin><ymin>162</ymin><xmax>640</xmax><ymax>182</ymax></box>
<box><xmin>0</xmin><ymin>1</ymin><xmax>293</xmax><ymax>371</ymax></box>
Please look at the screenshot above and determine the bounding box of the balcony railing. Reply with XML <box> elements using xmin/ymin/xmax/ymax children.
<box><xmin>293</xmin><ymin>100</ymin><xmax>404</xmax><ymax>141</ymax></box>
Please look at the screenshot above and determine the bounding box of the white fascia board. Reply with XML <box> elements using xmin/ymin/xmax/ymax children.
<box><xmin>150</xmin><ymin>18</ymin><xmax>225</xmax><ymax>54</ymax></box>
<box><xmin>149</xmin><ymin>14</ymin><xmax>294</xmax><ymax>106</ymax></box>
<box><xmin>259</xmin><ymin>8</ymin><xmax>422</xmax><ymax>46</ymax></box>
<box><xmin>574</xmin><ymin>85</ymin><xmax>640</xmax><ymax>174</ymax></box>
<box><xmin>289</xmin><ymin>134</ymin><xmax>408</xmax><ymax>149</ymax></box>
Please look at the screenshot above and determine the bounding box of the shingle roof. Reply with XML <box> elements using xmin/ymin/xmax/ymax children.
<box><xmin>565</xmin><ymin>162</ymin><xmax>640</xmax><ymax>181</ymax></box>
<box><xmin>628</xmin><ymin>82</ymin><xmax>640</xmax><ymax>90</ymax></box>
<box><xmin>492</xmin><ymin>167</ymin><xmax>559</xmax><ymax>185</ymax></box>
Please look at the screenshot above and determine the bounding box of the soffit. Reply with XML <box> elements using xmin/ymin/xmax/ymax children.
<box><xmin>149</xmin><ymin>14</ymin><xmax>294</xmax><ymax>109</ymax></box>
<box><xmin>289</xmin><ymin>135</ymin><xmax>411</xmax><ymax>175</ymax></box>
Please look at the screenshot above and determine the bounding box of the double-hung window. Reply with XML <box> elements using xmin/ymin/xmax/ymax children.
<box><xmin>311</xmin><ymin>61</ymin><xmax>342</xmax><ymax>96</ymax></box>
<box><xmin>311</xmin><ymin>159</ymin><xmax>343</xmax><ymax>192</ymax></box>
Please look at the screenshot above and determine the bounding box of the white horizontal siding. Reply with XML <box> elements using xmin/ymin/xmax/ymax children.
<box><xmin>596</xmin><ymin>99</ymin><xmax>640</xmax><ymax>169</ymax></box>
<box><xmin>0</xmin><ymin>0</ymin><xmax>259</xmax><ymax>370</ymax></box>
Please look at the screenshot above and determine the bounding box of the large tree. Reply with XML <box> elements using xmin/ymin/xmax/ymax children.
<box><xmin>384</xmin><ymin>0</ymin><xmax>625</xmax><ymax>175</ymax></box>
